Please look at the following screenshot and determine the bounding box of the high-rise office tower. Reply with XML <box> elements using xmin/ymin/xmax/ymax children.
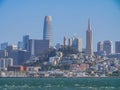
<box><xmin>63</xmin><ymin>36</ymin><xmax>67</xmax><ymax>49</ymax></box>
<box><xmin>18</xmin><ymin>41</ymin><xmax>23</xmax><ymax>50</ymax></box>
<box><xmin>6</xmin><ymin>45</ymin><xmax>30</xmax><ymax>65</ymax></box>
<box><xmin>28</xmin><ymin>39</ymin><xmax>50</xmax><ymax>56</ymax></box>
<box><xmin>97</xmin><ymin>41</ymin><xmax>103</xmax><ymax>53</ymax></box>
<box><xmin>23</xmin><ymin>35</ymin><xmax>29</xmax><ymax>50</ymax></box>
<box><xmin>97</xmin><ymin>41</ymin><xmax>105</xmax><ymax>55</ymax></box>
<box><xmin>103</xmin><ymin>40</ymin><xmax>113</xmax><ymax>55</ymax></box>
<box><xmin>68</xmin><ymin>38</ymin><xmax>73</xmax><ymax>47</ymax></box>
<box><xmin>72</xmin><ymin>37</ymin><xmax>82</xmax><ymax>52</ymax></box>
<box><xmin>0</xmin><ymin>50</ymin><xmax>8</xmax><ymax>58</ymax></box>
<box><xmin>86</xmin><ymin>18</ymin><xmax>93</xmax><ymax>56</ymax></box>
<box><xmin>115</xmin><ymin>41</ymin><xmax>120</xmax><ymax>53</ymax></box>
<box><xmin>43</xmin><ymin>16</ymin><xmax>52</xmax><ymax>46</ymax></box>
<box><xmin>1</xmin><ymin>42</ymin><xmax>8</xmax><ymax>50</ymax></box>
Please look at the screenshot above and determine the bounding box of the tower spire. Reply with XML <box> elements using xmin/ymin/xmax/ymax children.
<box><xmin>86</xmin><ymin>18</ymin><xmax>93</xmax><ymax>56</ymax></box>
<box><xmin>88</xmin><ymin>18</ymin><xmax>91</xmax><ymax>31</ymax></box>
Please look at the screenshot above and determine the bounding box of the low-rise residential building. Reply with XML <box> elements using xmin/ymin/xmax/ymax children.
<box><xmin>70</xmin><ymin>64</ymin><xmax>89</xmax><ymax>72</ymax></box>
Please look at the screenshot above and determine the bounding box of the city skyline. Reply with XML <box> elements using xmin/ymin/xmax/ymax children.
<box><xmin>0</xmin><ymin>0</ymin><xmax>120</xmax><ymax>51</ymax></box>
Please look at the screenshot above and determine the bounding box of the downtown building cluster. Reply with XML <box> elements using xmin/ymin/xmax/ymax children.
<box><xmin>0</xmin><ymin>16</ymin><xmax>120</xmax><ymax>77</ymax></box>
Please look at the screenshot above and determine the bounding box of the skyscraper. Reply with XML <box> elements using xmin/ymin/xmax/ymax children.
<box><xmin>97</xmin><ymin>41</ymin><xmax>103</xmax><ymax>53</ymax></box>
<box><xmin>97</xmin><ymin>41</ymin><xmax>105</xmax><ymax>55</ymax></box>
<box><xmin>28</xmin><ymin>39</ymin><xmax>50</xmax><ymax>56</ymax></box>
<box><xmin>103</xmin><ymin>40</ymin><xmax>113</xmax><ymax>55</ymax></box>
<box><xmin>68</xmin><ymin>36</ymin><xmax>82</xmax><ymax>52</ymax></box>
<box><xmin>18</xmin><ymin>41</ymin><xmax>23</xmax><ymax>50</ymax></box>
<box><xmin>1</xmin><ymin>42</ymin><xmax>8</xmax><ymax>50</ymax></box>
<box><xmin>43</xmin><ymin>16</ymin><xmax>52</xmax><ymax>46</ymax></box>
<box><xmin>63</xmin><ymin>36</ymin><xmax>67</xmax><ymax>49</ymax></box>
<box><xmin>72</xmin><ymin>37</ymin><xmax>82</xmax><ymax>52</ymax></box>
<box><xmin>23</xmin><ymin>35</ymin><xmax>29</xmax><ymax>50</ymax></box>
<box><xmin>68</xmin><ymin>38</ymin><xmax>73</xmax><ymax>47</ymax></box>
<box><xmin>86</xmin><ymin>18</ymin><xmax>93</xmax><ymax>56</ymax></box>
<box><xmin>115</xmin><ymin>41</ymin><xmax>120</xmax><ymax>53</ymax></box>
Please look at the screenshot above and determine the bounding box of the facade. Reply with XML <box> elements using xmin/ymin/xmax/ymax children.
<box><xmin>23</xmin><ymin>35</ymin><xmax>29</xmax><ymax>50</ymax></box>
<box><xmin>97</xmin><ymin>41</ymin><xmax>104</xmax><ymax>53</ymax></box>
<box><xmin>7</xmin><ymin>50</ymin><xmax>30</xmax><ymax>65</ymax></box>
<box><xmin>6</xmin><ymin>45</ymin><xmax>18</xmax><ymax>52</ymax></box>
<box><xmin>103</xmin><ymin>40</ymin><xmax>113</xmax><ymax>55</ymax></box>
<box><xmin>86</xmin><ymin>19</ymin><xmax>93</xmax><ymax>56</ymax></box>
<box><xmin>0</xmin><ymin>50</ymin><xmax>8</xmax><ymax>58</ymax></box>
<box><xmin>63</xmin><ymin>36</ymin><xmax>67</xmax><ymax>49</ymax></box>
<box><xmin>0</xmin><ymin>58</ymin><xmax>5</xmax><ymax>68</ymax></box>
<box><xmin>18</xmin><ymin>41</ymin><xmax>23</xmax><ymax>50</ymax></box>
<box><xmin>55</xmin><ymin>43</ymin><xmax>61</xmax><ymax>50</ymax></box>
<box><xmin>115</xmin><ymin>41</ymin><xmax>120</xmax><ymax>53</ymax></box>
<box><xmin>68</xmin><ymin>38</ymin><xmax>73</xmax><ymax>47</ymax></box>
<box><xmin>70</xmin><ymin>64</ymin><xmax>89</xmax><ymax>72</ymax></box>
<box><xmin>5</xmin><ymin>58</ymin><xmax>13</xmax><ymax>67</ymax></box>
<box><xmin>72</xmin><ymin>37</ymin><xmax>82</xmax><ymax>52</ymax></box>
<box><xmin>97</xmin><ymin>41</ymin><xmax>105</xmax><ymax>55</ymax></box>
<box><xmin>17</xmin><ymin>50</ymin><xmax>30</xmax><ymax>65</ymax></box>
<box><xmin>28</xmin><ymin>39</ymin><xmax>50</xmax><ymax>56</ymax></box>
<box><xmin>43</xmin><ymin>16</ymin><xmax>52</xmax><ymax>46</ymax></box>
<box><xmin>7</xmin><ymin>65</ymin><xmax>28</xmax><ymax>72</ymax></box>
<box><xmin>1</xmin><ymin>42</ymin><xmax>8</xmax><ymax>50</ymax></box>
<box><xmin>0</xmin><ymin>58</ymin><xmax>13</xmax><ymax>68</ymax></box>
<box><xmin>6</xmin><ymin>45</ymin><xmax>30</xmax><ymax>65</ymax></box>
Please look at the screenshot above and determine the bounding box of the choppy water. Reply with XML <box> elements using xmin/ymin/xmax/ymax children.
<box><xmin>0</xmin><ymin>77</ymin><xmax>120</xmax><ymax>90</ymax></box>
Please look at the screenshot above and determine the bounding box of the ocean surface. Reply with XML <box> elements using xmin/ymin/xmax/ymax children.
<box><xmin>0</xmin><ymin>77</ymin><xmax>120</xmax><ymax>90</ymax></box>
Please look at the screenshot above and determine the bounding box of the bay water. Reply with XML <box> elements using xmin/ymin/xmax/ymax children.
<box><xmin>0</xmin><ymin>77</ymin><xmax>120</xmax><ymax>90</ymax></box>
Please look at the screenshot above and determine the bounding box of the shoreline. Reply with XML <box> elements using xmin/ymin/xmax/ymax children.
<box><xmin>0</xmin><ymin>76</ymin><xmax>120</xmax><ymax>78</ymax></box>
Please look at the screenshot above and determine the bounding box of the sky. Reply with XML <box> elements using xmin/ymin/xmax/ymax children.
<box><xmin>0</xmin><ymin>0</ymin><xmax>120</xmax><ymax>51</ymax></box>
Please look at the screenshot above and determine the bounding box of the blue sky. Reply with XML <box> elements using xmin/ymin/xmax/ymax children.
<box><xmin>0</xmin><ymin>0</ymin><xmax>120</xmax><ymax>51</ymax></box>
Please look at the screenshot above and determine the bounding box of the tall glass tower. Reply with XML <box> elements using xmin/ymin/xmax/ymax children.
<box><xmin>43</xmin><ymin>16</ymin><xmax>52</xmax><ymax>46</ymax></box>
<box><xmin>23</xmin><ymin>35</ymin><xmax>29</xmax><ymax>50</ymax></box>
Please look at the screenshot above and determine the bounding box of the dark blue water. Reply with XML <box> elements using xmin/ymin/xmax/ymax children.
<box><xmin>0</xmin><ymin>77</ymin><xmax>120</xmax><ymax>90</ymax></box>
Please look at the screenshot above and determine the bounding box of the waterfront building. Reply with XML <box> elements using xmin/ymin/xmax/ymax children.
<box><xmin>70</xmin><ymin>64</ymin><xmax>89</xmax><ymax>72</ymax></box>
<box><xmin>28</xmin><ymin>66</ymin><xmax>41</xmax><ymax>72</ymax></box>
<box><xmin>86</xmin><ymin>18</ymin><xmax>93</xmax><ymax>56</ymax></box>
<box><xmin>7</xmin><ymin>65</ymin><xmax>28</xmax><ymax>72</ymax></box>
<box><xmin>43</xmin><ymin>16</ymin><xmax>53</xmax><ymax>46</ymax></box>
<box><xmin>115</xmin><ymin>41</ymin><xmax>120</xmax><ymax>53</ymax></box>
<box><xmin>103</xmin><ymin>40</ymin><xmax>113</xmax><ymax>55</ymax></box>
<box><xmin>23</xmin><ymin>35</ymin><xmax>29</xmax><ymax>50</ymax></box>
<box><xmin>28</xmin><ymin>39</ymin><xmax>50</xmax><ymax>56</ymax></box>
<box><xmin>1</xmin><ymin>42</ymin><xmax>8</xmax><ymax>50</ymax></box>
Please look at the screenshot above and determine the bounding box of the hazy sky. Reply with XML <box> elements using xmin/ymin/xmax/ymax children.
<box><xmin>0</xmin><ymin>0</ymin><xmax>120</xmax><ymax>51</ymax></box>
